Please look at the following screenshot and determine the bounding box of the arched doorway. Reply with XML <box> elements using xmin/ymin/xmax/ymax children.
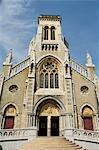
<box><xmin>82</xmin><ymin>106</ymin><xmax>94</xmax><ymax>130</ymax></box>
<box><xmin>36</xmin><ymin>99</ymin><xmax>62</xmax><ymax>136</ymax></box>
<box><xmin>2</xmin><ymin>105</ymin><xmax>16</xmax><ymax>129</ymax></box>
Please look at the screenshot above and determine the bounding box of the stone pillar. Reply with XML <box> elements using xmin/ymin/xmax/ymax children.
<box><xmin>27</xmin><ymin>114</ymin><xmax>31</xmax><ymax>127</ymax></box>
<box><xmin>0</xmin><ymin>114</ymin><xmax>2</xmax><ymax>129</ymax></box>
<box><xmin>78</xmin><ymin>114</ymin><xmax>82</xmax><ymax>129</ymax></box>
<box><xmin>31</xmin><ymin>114</ymin><xmax>36</xmax><ymax>126</ymax></box>
<box><xmin>60</xmin><ymin>115</ymin><xmax>63</xmax><ymax>136</ymax></box>
<box><xmin>49</xmin><ymin>26</ymin><xmax>51</xmax><ymax>40</ymax></box>
<box><xmin>95</xmin><ymin>114</ymin><xmax>99</xmax><ymax>130</ymax></box>
<box><xmin>73</xmin><ymin>106</ymin><xmax>79</xmax><ymax>128</ymax></box>
<box><xmin>60</xmin><ymin>115</ymin><xmax>66</xmax><ymax>136</ymax></box>
<box><xmin>47</xmin><ymin>116</ymin><xmax>51</xmax><ymax>136</ymax></box>
<box><xmin>65</xmin><ymin>113</ymin><xmax>74</xmax><ymax>129</ymax></box>
<box><xmin>14</xmin><ymin>114</ymin><xmax>18</xmax><ymax>128</ymax></box>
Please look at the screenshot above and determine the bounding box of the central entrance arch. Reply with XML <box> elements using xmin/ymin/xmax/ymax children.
<box><xmin>38</xmin><ymin>102</ymin><xmax>59</xmax><ymax>136</ymax></box>
<box><xmin>34</xmin><ymin>97</ymin><xmax>65</xmax><ymax>136</ymax></box>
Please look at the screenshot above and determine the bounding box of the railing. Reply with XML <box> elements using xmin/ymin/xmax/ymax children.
<box><xmin>0</xmin><ymin>127</ymin><xmax>37</xmax><ymax>141</ymax></box>
<box><xmin>64</xmin><ymin>128</ymin><xmax>99</xmax><ymax>143</ymax></box>
<box><xmin>70</xmin><ymin>59</ymin><xmax>88</xmax><ymax>78</ymax></box>
<box><xmin>73</xmin><ymin>129</ymin><xmax>99</xmax><ymax>142</ymax></box>
<box><xmin>10</xmin><ymin>58</ymin><xmax>30</xmax><ymax>78</ymax></box>
<box><xmin>64</xmin><ymin>129</ymin><xmax>99</xmax><ymax>150</ymax></box>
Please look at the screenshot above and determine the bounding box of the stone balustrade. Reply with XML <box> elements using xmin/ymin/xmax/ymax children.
<box><xmin>10</xmin><ymin>58</ymin><xmax>30</xmax><ymax>78</ymax></box>
<box><xmin>0</xmin><ymin>127</ymin><xmax>37</xmax><ymax>141</ymax></box>
<box><xmin>41</xmin><ymin>44</ymin><xmax>58</xmax><ymax>51</ymax></box>
<box><xmin>70</xmin><ymin>59</ymin><xmax>88</xmax><ymax>78</ymax></box>
<box><xmin>64</xmin><ymin>128</ymin><xmax>99</xmax><ymax>150</ymax></box>
<box><xmin>73</xmin><ymin>129</ymin><xmax>99</xmax><ymax>142</ymax></box>
<box><xmin>64</xmin><ymin>128</ymin><xmax>99</xmax><ymax>142</ymax></box>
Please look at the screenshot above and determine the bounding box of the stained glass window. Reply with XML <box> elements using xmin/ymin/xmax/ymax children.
<box><xmin>45</xmin><ymin>73</ymin><xmax>48</xmax><ymax>88</ymax></box>
<box><xmin>55</xmin><ymin>73</ymin><xmax>59</xmax><ymax>88</ymax></box>
<box><xmin>40</xmin><ymin>73</ymin><xmax>44</xmax><ymax>88</ymax></box>
<box><xmin>39</xmin><ymin>59</ymin><xmax>59</xmax><ymax>88</ymax></box>
<box><xmin>50</xmin><ymin>73</ymin><xmax>54</xmax><ymax>88</ymax></box>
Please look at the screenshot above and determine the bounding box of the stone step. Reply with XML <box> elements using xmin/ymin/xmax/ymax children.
<box><xmin>18</xmin><ymin>137</ymin><xmax>83</xmax><ymax>150</ymax></box>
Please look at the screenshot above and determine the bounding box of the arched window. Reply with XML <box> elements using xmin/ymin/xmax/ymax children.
<box><xmin>45</xmin><ymin>73</ymin><xmax>48</xmax><ymax>88</ymax></box>
<box><xmin>55</xmin><ymin>73</ymin><xmax>59</xmax><ymax>88</ymax></box>
<box><xmin>40</xmin><ymin>73</ymin><xmax>44</xmax><ymax>88</ymax></box>
<box><xmin>82</xmin><ymin>106</ymin><xmax>94</xmax><ymax>130</ymax></box>
<box><xmin>50</xmin><ymin>73</ymin><xmax>54</xmax><ymax>88</ymax></box>
<box><xmin>3</xmin><ymin>105</ymin><xmax>16</xmax><ymax>129</ymax></box>
<box><xmin>44</xmin><ymin>26</ymin><xmax>49</xmax><ymax>40</ymax></box>
<box><xmin>51</xmin><ymin>26</ymin><xmax>55</xmax><ymax>40</ymax></box>
<box><xmin>39</xmin><ymin>59</ymin><xmax>59</xmax><ymax>88</ymax></box>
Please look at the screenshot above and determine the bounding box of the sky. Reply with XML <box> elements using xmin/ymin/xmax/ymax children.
<box><xmin>0</xmin><ymin>0</ymin><xmax>99</xmax><ymax>75</ymax></box>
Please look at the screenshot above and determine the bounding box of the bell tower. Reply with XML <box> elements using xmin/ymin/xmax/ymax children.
<box><xmin>37</xmin><ymin>15</ymin><xmax>62</xmax><ymax>42</ymax></box>
<box><xmin>28</xmin><ymin>15</ymin><xmax>69</xmax><ymax>62</ymax></box>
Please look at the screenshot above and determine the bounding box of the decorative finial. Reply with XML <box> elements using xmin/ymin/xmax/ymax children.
<box><xmin>86</xmin><ymin>50</ymin><xmax>94</xmax><ymax>66</ymax></box>
<box><xmin>4</xmin><ymin>49</ymin><xmax>12</xmax><ymax>64</ymax></box>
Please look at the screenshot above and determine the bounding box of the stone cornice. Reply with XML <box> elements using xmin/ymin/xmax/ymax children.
<box><xmin>38</xmin><ymin>15</ymin><xmax>61</xmax><ymax>24</ymax></box>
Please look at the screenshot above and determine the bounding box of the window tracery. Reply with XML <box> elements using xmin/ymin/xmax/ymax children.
<box><xmin>80</xmin><ymin>86</ymin><xmax>89</xmax><ymax>94</ymax></box>
<box><xmin>39</xmin><ymin>59</ymin><xmax>59</xmax><ymax>88</ymax></box>
<box><xmin>9</xmin><ymin>85</ymin><xmax>18</xmax><ymax>93</ymax></box>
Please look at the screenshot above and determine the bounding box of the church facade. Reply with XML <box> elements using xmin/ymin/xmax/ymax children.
<box><xmin>0</xmin><ymin>15</ymin><xmax>99</xmax><ymax>136</ymax></box>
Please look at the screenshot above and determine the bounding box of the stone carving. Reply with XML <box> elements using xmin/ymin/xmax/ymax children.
<box><xmin>82</xmin><ymin>107</ymin><xmax>93</xmax><ymax>116</ymax></box>
<box><xmin>39</xmin><ymin>103</ymin><xmax>59</xmax><ymax>116</ymax></box>
<box><xmin>5</xmin><ymin>106</ymin><xmax>16</xmax><ymax>116</ymax></box>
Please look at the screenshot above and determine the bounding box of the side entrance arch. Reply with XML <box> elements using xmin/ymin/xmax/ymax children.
<box><xmin>2</xmin><ymin>104</ymin><xmax>17</xmax><ymax>129</ymax></box>
<box><xmin>82</xmin><ymin>106</ymin><xmax>94</xmax><ymax>130</ymax></box>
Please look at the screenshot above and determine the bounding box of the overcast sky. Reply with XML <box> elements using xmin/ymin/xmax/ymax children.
<box><xmin>0</xmin><ymin>0</ymin><xmax>99</xmax><ymax>75</ymax></box>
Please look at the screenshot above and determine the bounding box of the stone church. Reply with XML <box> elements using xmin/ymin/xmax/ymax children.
<box><xmin>0</xmin><ymin>15</ymin><xmax>99</xmax><ymax>137</ymax></box>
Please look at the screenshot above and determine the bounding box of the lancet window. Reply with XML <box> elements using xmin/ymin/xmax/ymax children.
<box><xmin>43</xmin><ymin>26</ymin><xmax>56</xmax><ymax>40</ymax></box>
<box><xmin>51</xmin><ymin>26</ymin><xmax>55</xmax><ymax>40</ymax></box>
<box><xmin>44</xmin><ymin>26</ymin><xmax>49</xmax><ymax>40</ymax></box>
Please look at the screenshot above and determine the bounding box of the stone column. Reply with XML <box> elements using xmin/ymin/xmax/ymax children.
<box><xmin>65</xmin><ymin>113</ymin><xmax>74</xmax><ymax>129</ymax></box>
<box><xmin>78</xmin><ymin>114</ymin><xmax>82</xmax><ymax>129</ymax></box>
<box><xmin>14</xmin><ymin>114</ymin><xmax>18</xmax><ymax>128</ymax></box>
<box><xmin>60</xmin><ymin>115</ymin><xmax>63</xmax><ymax>136</ymax></box>
<box><xmin>47</xmin><ymin>116</ymin><xmax>51</xmax><ymax>136</ymax></box>
<box><xmin>0</xmin><ymin>114</ymin><xmax>3</xmax><ymax>129</ymax></box>
<box><xmin>60</xmin><ymin>115</ymin><xmax>66</xmax><ymax>136</ymax></box>
<box><xmin>49</xmin><ymin>26</ymin><xmax>51</xmax><ymax>40</ymax></box>
<box><xmin>95</xmin><ymin>114</ymin><xmax>99</xmax><ymax>130</ymax></box>
<box><xmin>31</xmin><ymin>114</ymin><xmax>37</xmax><ymax>126</ymax></box>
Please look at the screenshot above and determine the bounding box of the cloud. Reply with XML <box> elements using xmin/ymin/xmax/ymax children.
<box><xmin>0</xmin><ymin>0</ymin><xmax>36</xmax><ymax>67</ymax></box>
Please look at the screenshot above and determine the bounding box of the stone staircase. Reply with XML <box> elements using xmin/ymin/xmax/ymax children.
<box><xmin>18</xmin><ymin>137</ymin><xmax>84</xmax><ymax>150</ymax></box>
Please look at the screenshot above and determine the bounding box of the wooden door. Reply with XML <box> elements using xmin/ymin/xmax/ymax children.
<box><xmin>38</xmin><ymin>116</ymin><xmax>47</xmax><ymax>136</ymax></box>
<box><xmin>4</xmin><ymin>116</ymin><xmax>14</xmax><ymax>129</ymax></box>
<box><xmin>84</xmin><ymin>117</ymin><xmax>93</xmax><ymax>130</ymax></box>
<box><xmin>51</xmin><ymin>116</ymin><xmax>59</xmax><ymax>136</ymax></box>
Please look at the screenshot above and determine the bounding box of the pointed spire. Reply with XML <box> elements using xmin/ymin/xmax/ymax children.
<box><xmin>4</xmin><ymin>49</ymin><xmax>12</xmax><ymax>65</ymax></box>
<box><xmin>86</xmin><ymin>50</ymin><xmax>94</xmax><ymax>66</ymax></box>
